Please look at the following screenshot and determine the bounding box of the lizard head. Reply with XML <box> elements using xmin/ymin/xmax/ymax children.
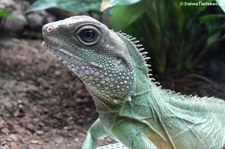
<box><xmin>42</xmin><ymin>16</ymin><xmax>139</xmax><ymax>104</ymax></box>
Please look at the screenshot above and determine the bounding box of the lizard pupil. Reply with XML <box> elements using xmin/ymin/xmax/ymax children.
<box><xmin>75</xmin><ymin>25</ymin><xmax>101</xmax><ymax>46</ymax></box>
<box><xmin>80</xmin><ymin>29</ymin><xmax>97</xmax><ymax>42</ymax></box>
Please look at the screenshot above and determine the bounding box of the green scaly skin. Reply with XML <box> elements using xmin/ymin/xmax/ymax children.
<box><xmin>42</xmin><ymin>16</ymin><xmax>225</xmax><ymax>149</ymax></box>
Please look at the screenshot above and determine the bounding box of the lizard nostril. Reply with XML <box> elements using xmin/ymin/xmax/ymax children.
<box><xmin>43</xmin><ymin>24</ymin><xmax>54</xmax><ymax>33</ymax></box>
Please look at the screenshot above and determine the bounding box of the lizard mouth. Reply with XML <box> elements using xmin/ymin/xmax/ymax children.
<box><xmin>42</xmin><ymin>40</ymin><xmax>84</xmax><ymax>63</ymax></box>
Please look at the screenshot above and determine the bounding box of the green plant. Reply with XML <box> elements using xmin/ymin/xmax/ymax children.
<box><xmin>26</xmin><ymin>0</ymin><xmax>140</xmax><ymax>13</ymax></box>
<box><xmin>0</xmin><ymin>10</ymin><xmax>10</xmax><ymax>17</ymax></box>
<box><xmin>111</xmin><ymin>0</ymin><xmax>225</xmax><ymax>73</ymax></box>
<box><xmin>26</xmin><ymin>0</ymin><xmax>102</xmax><ymax>13</ymax></box>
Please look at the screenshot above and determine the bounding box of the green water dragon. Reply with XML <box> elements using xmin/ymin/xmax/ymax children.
<box><xmin>42</xmin><ymin>16</ymin><xmax>225</xmax><ymax>149</ymax></box>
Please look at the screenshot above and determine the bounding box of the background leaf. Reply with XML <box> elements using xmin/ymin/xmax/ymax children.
<box><xmin>110</xmin><ymin>0</ymin><xmax>225</xmax><ymax>73</ymax></box>
<box><xmin>101</xmin><ymin>0</ymin><xmax>140</xmax><ymax>10</ymax></box>
<box><xmin>26</xmin><ymin>0</ymin><xmax>102</xmax><ymax>13</ymax></box>
<box><xmin>216</xmin><ymin>0</ymin><xmax>225</xmax><ymax>12</ymax></box>
<box><xmin>110</xmin><ymin>1</ymin><xmax>145</xmax><ymax>30</ymax></box>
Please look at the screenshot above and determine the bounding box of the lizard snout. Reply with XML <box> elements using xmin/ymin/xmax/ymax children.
<box><xmin>42</xmin><ymin>24</ymin><xmax>55</xmax><ymax>34</ymax></box>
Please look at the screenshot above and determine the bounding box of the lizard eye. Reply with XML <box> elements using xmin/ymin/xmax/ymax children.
<box><xmin>75</xmin><ymin>25</ymin><xmax>101</xmax><ymax>46</ymax></box>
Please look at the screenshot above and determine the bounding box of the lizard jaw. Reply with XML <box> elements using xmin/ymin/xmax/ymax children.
<box><xmin>42</xmin><ymin>40</ymin><xmax>84</xmax><ymax>65</ymax></box>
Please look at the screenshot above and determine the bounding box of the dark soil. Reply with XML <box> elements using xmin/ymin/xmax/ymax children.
<box><xmin>0</xmin><ymin>38</ymin><xmax>224</xmax><ymax>149</ymax></box>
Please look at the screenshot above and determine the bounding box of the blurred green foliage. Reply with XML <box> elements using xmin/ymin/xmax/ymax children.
<box><xmin>111</xmin><ymin>0</ymin><xmax>225</xmax><ymax>73</ymax></box>
<box><xmin>0</xmin><ymin>10</ymin><xmax>10</xmax><ymax>17</ymax></box>
<box><xmin>27</xmin><ymin>0</ymin><xmax>225</xmax><ymax>73</ymax></box>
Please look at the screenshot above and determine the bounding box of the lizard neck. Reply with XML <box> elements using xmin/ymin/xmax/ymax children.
<box><xmin>91</xmin><ymin>33</ymin><xmax>153</xmax><ymax>113</ymax></box>
<box><xmin>87</xmin><ymin>71</ymin><xmax>153</xmax><ymax>114</ymax></box>
<box><xmin>118</xmin><ymin>33</ymin><xmax>153</xmax><ymax>97</ymax></box>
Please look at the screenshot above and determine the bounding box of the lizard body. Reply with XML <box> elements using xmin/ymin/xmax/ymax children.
<box><xmin>42</xmin><ymin>16</ymin><xmax>225</xmax><ymax>149</ymax></box>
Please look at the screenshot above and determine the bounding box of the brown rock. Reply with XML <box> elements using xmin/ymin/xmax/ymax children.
<box><xmin>36</xmin><ymin>130</ymin><xmax>44</xmax><ymax>135</ymax></box>
<box><xmin>7</xmin><ymin>134</ymin><xmax>19</xmax><ymax>142</ymax></box>
<box><xmin>54</xmin><ymin>136</ymin><xmax>64</xmax><ymax>144</ymax></box>
<box><xmin>10</xmin><ymin>143</ymin><xmax>21</xmax><ymax>149</ymax></box>
<box><xmin>1</xmin><ymin>127</ymin><xmax>10</xmax><ymax>134</ymax></box>
<box><xmin>26</xmin><ymin>123</ymin><xmax>36</xmax><ymax>132</ymax></box>
<box><xmin>30</xmin><ymin>140</ymin><xmax>39</xmax><ymax>144</ymax></box>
